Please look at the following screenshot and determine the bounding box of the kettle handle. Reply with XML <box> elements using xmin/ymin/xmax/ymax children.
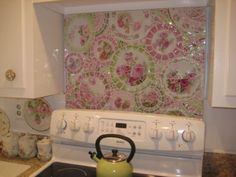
<box><xmin>95</xmin><ymin>134</ymin><xmax>136</xmax><ymax>163</ymax></box>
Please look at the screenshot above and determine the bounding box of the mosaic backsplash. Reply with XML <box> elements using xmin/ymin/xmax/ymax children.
<box><xmin>64</xmin><ymin>7</ymin><xmax>206</xmax><ymax>118</ymax></box>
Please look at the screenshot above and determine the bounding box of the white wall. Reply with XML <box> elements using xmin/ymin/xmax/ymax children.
<box><xmin>204</xmin><ymin>101</ymin><xmax>236</xmax><ymax>154</ymax></box>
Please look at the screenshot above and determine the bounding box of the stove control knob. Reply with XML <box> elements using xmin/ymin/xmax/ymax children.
<box><xmin>165</xmin><ymin>128</ymin><xmax>178</xmax><ymax>141</ymax></box>
<box><xmin>182</xmin><ymin>130</ymin><xmax>195</xmax><ymax>142</ymax></box>
<box><xmin>83</xmin><ymin>118</ymin><xmax>94</xmax><ymax>134</ymax></box>
<box><xmin>150</xmin><ymin>120</ymin><xmax>162</xmax><ymax>140</ymax></box>
<box><xmin>150</xmin><ymin>129</ymin><xmax>162</xmax><ymax>140</ymax></box>
<box><xmin>57</xmin><ymin>118</ymin><xmax>67</xmax><ymax>132</ymax></box>
<box><xmin>70</xmin><ymin>119</ymin><xmax>80</xmax><ymax>132</ymax></box>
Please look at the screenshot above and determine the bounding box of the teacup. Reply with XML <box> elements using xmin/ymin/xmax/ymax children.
<box><xmin>37</xmin><ymin>137</ymin><xmax>52</xmax><ymax>161</ymax></box>
<box><xmin>2</xmin><ymin>132</ymin><xmax>19</xmax><ymax>158</ymax></box>
<box><xmin>18</xmin><ymin>134</ymin><xmax>37</xmax><ymax>159</ymax></box>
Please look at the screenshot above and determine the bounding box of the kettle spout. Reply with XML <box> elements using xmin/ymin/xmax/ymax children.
<box><xmin>88</xmin><ymin>151</ymin><xmax>100</xmax><ymax>162</ymax></box>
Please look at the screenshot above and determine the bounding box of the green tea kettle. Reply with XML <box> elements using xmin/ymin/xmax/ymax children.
<box><xmin>89</xmin><ymin>134</ymin><xmax>136</xmax><ymax>177</ymax></box>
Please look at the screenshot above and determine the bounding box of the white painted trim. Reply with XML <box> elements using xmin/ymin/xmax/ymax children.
<box><xmin>34</xmin><ymin>0</ymin><xmax>209</xmax><ymax>14</ymax></box>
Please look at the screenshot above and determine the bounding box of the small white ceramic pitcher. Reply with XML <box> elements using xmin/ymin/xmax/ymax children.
<box><xmin>36</xmin><ymin>137</ymin><xmax>52</xmax><ymax>161</ymax></box>
<box><xmin>2</xmin><ymin>132</ymin><xmax>19</xmax><ymax>158</ymax></box>
<box><xmin>18</xmin><ymin>133</ymin><xmax>37</xmax><ymax>159</ymax></box>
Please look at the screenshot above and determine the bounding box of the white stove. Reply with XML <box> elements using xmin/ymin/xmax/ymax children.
<box><xmin>30</xmin><ymin>109</ymin><xmax>205</xmax><ymax>177</ymax></box>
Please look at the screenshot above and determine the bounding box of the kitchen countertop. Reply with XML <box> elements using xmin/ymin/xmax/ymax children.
<box><xmin>0</xmin><ymin>154</ymin><xmax>46</xmax><ymax>177</ymax></box>
<box><xmin>203</xmin><ymin>152</ymin><xmax>236</xmax><ymax>177</ymax></box>
<box><xmin>0</xmin><ymin>152</ymin><xmax>236</xmax><ymax>177</ymax></box>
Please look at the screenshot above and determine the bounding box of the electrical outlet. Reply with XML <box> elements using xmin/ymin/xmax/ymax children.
<box><xmin>16</xmin><ymin>103</ymin><xmax>23</xmax><ymax>119</ymax></box>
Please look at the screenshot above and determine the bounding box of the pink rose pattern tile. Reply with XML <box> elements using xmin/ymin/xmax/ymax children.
<box><xmin>64</xmin><ymin>7</ymin><xmax>206</xmax><ymax>118</ymax></box>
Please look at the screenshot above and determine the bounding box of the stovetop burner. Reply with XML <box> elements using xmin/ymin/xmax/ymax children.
<box><xmin>36</xmin><ymin>162</ymin><xmax>162</xmax><ymax>177</ymax></box>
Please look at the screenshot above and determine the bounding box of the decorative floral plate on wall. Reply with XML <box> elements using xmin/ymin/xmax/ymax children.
<box><xmin>64</xmin><ymin>14</ymin><xmax>95</xmax><ymax>53</ymax></box>
<box><xmin>162</xmin><ymin>58</ymin><xmax>202</xmax><ymax>99</ymax></box>
<box><xmin>144</xmin><ymin>22</ymin><xmax>184</xmax><ymax>60</ymax></box>
<box><xmin>111</xmin><ymin>10</ymin><xmax>152</xmax><ymax>40</ymax></box>
<box><xmin>0</xmin><ymin>108</ymin><xmax>10</xmax><ymax>136</ymax></box>
<box><xmin>169</xmin><ymin>7</ymin><xmax>206</xmax><ymax>34</ymax></box>
<box><xmin>23</xmin><ymin>98</ymin><xmax>52</xmax><ymax>132</ymax></box>
<box><xmin>111</xmin><ymin>46</ymin><xmax>155</xmax><ymax>92</ymax></box>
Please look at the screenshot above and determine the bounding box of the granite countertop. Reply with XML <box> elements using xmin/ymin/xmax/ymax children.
<box><xmin>203</xmin><ymin>152</ymin><xmax>236</xmax><ymax>177</ymax></box>
<box><xmin>0</xmin><ymin>154</ymin><xmax>46</xmax><ymax>177</ymax></box>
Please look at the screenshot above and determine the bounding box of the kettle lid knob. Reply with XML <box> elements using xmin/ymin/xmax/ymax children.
<box><xmin>104</xmin><ymin>149</ymin><xmax>127</xmax><ymax>162</ymax></box>
<box><xmin>112</xmin><ymin>149</ymin><xmax>118</xmax><ymax>157</ymax></box>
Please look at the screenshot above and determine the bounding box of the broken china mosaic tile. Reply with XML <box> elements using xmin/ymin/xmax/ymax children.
<box><xmin>64</xmin><ymin>7</ymin><xmax>206</xmax><ymax>118</ymax></box>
